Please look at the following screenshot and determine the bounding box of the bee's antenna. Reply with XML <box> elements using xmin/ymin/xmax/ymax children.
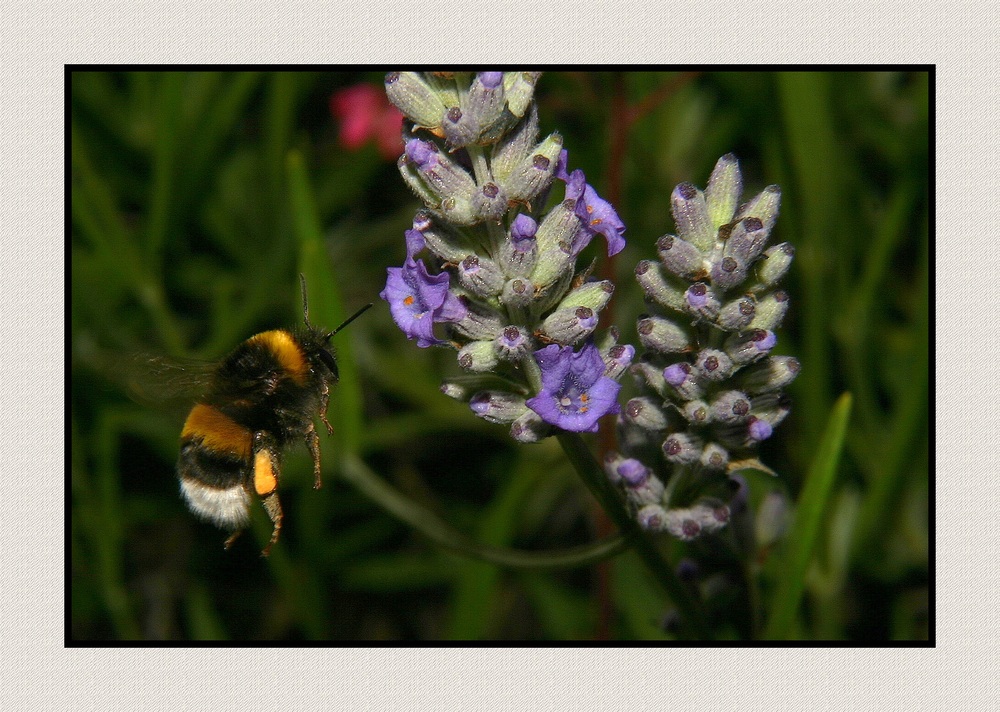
<box><xmin>330</xmin><ymin>302</ymin><xmax>374</xmax><ymax>337</ymax></box>
<box><xmin>299</xmin><ymin>274</ymin><xmax>315</xmax><ymax>332</ymax></box>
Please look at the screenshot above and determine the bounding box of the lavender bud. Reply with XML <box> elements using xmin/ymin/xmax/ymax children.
<box><xmin>682</xmin><ymin>400</ymin><xmax>710</xmax><ymax>425</ymax></box>
<box><xmin>737</xmin><ymin>356</ymin><xmax>801</xmax><ymax>394</ymax></box>
<box><xmin>750</xmin><ymin>393</ymin><xmax>792</xmax><ymax>430</ymax></box>
<box><xmin>510</xmin><ymin>409</ymin><xmax>550</xmax><ymax>443</ymax></box>
<box><xmin>625</xmin><ymin>476</ymin><xmax>665</xmax><ymax>508</ymax></box>
<box><xmin>540</xmin><ymin>305</ymin><xmax>598</xmax><ymax>344</ymax></box>
<box><xmin>700</xmin><ymin>443</ymin><xmax>729</xmax><ymax>471</ymax></box>
<box><xmin>474</xmin><ymin>183</ymin><xmax>509</xmax><ymax>223</ymax></box>
<box><xmin>662</xmin><ymin>432</ymin><xmax>703</xmax><ymax>465</ymax></box>
<box><xmin>451</xmin><ymin>298</ymin><xmax>504</xmax><ymax>340</ymax></box>
<box><xmin>421</xmin><ymin>224</ymin><xmax>471</xmax><ymax>263</ymax></box>
<box><xmin>469</xmin><ymin>390</ymin><xmax>527</xmax><ymax>424</ymax></box>
<box><xmin>709</xmin><ymin>390</ymin><xmax>752</xmax><ymax>424</ymax></box>
<box><xmin>695</xmin><ymin>349</ymin><xmax>734</xmax><ymax>382</ymax></box>
<box><xmin>398</xmin><ymin>156</ymin><xmax>441</xmax><ymax>208</ymax></box>
<box><xmin>662</xmin><ymin>362</ymin><xmax>703</xmax><ymax>400</ymax></box>
<box><xmin>500</xmin><ymin>276</ymin><xmax>535</xmax><ymax>309</ymax></box>
<box><xmin>491</xmin><ymin>104</ymin><xmax>539</xmax><ymax>183</ymax></box>
<box><xmin>631</xmin><ymin>361</ymin><xmax>669</xmax><ymax>398</ymax></box>
<box><xmin>498</xmin><ymin>214</ymin><xmax>538</xmax><ymax>277</ymax></box>
<box><xmin>603</xmin><ymin>344</ymin><xmax>636</xmax><ymax>380</ymax></box>
<box><xmin>465</xmin><ymin>72</ymin><xmax>507</xmax><ymax>137</ymax></box>
<box><xmin>736</xmin><ymin>184</ymin><xmax>781</xmax><ymax>235</ymax></box>
<box><xmin>617</xmin><ymin>458</ymin><xmax>651</xmax><ymax>486</ymax></box>
<box><xmin>684</xmin><ymin>282</ymin><xmax>720</xmax><ymax>320</ymax></box>
<box><xmin>440</xmin><ymin>381</ymin><xmax>471</xmax><ymax>401</ymax></box>
<box><xmin>704</xmin><ymin>153</ymin><xmax>742</xmax><ymax>229</ymax></box>
<box><xmin>637</xmin><ymin>315</ymin><xmax>691</xmax><ymax>354</ymax></box>
<box><xmin>385</xmin><ymin>72</ymin><xmax>447</xmax><ymax>130</ymax></box>
<box><xmin>725</xmin><ymin>329</ymin><xmax>777</xmax><ymax>365</ymax></box>
<box><xmin>503</xmin><ymin>133</ymin><xmax>563</xmax><ymax>204</ymax></box>
<box><xmin>710</xmin><ymin>254</ymin><xmax>748</xmax><ymax>293</ymax></box>
<box><xmin>637</xmin><ymin>504</ymin><xmax>671</xmax><ymax>532</ymax></box>
<box><xmin>747</xmin><ymin>416</ymin><xmax>774</xmax><ymax>442</ymax></box>
<box><xmin>438</xmin><ymin>195</ymin><xmax>478</xmax><ymax>226</ymax></box>
<box><xmin>670</xmin><ymin>182</ymin><xmax>715</xmax><ymax>252</ymax></box>
<box><xmin>503</xmin><ymin>72</ymin><xmax>541</xmax><ymax>118</ymax></box>
<box><xmin>442</xmin><ymin>105</ymin><xmax>480</xmax><ymax>148</ymax></box>
<box><xmin>749</xmin><ymin>290</ymin><xmax>790</xmax><ymax>331</ymax></box>
<box><xmin>624</xmin><ymin>397</ymin><xmax>669</xmax><ymax>431</ymax></box>
<box><xmin>555</xmin><ymin>279</ymin><xmax>614</xmax><ymax>314</ymax></box>
<box><xmin>458</xmin><ymin>340</ymin><xmax>500</xmax><ymax>372</ymax></box>
<box><xmin>717</xmin><ymin>297</ymin><xmax>756</xmax><ymax>331</ymax></box>
<box><xmin>664</xmin><ymin>509</ymin><xmax>703</xmax><ymax>541</ymax></box>
<box><xmin>532</xmin><ymin>200</ymin><xmax>581</xmax><ymax>287</ymax></box>
<box><xmin>458</xmin><ymin>254</ymin><xmax>505</xmax><ymax>297</ymax></box>
<box><xmin>657</xmin><ymin>234</ymin><xmax>704</xmax><ymax>279</ymax></box>
<box><xmin>635</xmin><ymin>260</ymin><xmax>686</xmax><ymax>313</ymax></box>
<box><xmin>755</xmin><ymin>242</ymin><xmax>795</xmax><ymax>288</ymax></box>
<box><xmin>724</xmin><ymin>217</ymin><xmax>769</xmax><ymax>264</ymax></box>
<box><xmin>690</xmin><ymin>502</ymin><xmax>730</xmax><ymax>535</ymax></box>
<box><xmin>604</xmin><ymin>451</ymin><xmax>627</xmax><ymax>483</ymax></box>
<box><xmin>493</xmin><ymin>325</ymin><xmax>532</xmax><ymax>361</ymax></box>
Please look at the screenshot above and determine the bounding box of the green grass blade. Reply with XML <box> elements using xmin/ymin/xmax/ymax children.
<box><xmin>764</xmin><ymin>392</ymin><xmax>853</xmax><ymax>639</ymax></box>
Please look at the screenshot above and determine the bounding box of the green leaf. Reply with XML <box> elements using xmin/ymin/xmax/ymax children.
<box><xmin>764</xmin><ymin>392</ymin><xmax>853</xmax><ymax>639</ymax></box>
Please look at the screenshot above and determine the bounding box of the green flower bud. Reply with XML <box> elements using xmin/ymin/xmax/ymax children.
<box><xmin>736</xmin><ymin>184</ymin><xmax>781</xmax><ymax>235</ymax></box>
<box><xmin>385</xmin><ymin>72</ymin><xmax>447</xmax><ymax>130</ymax></box>
<box><xmin>749</xmin><ymin>290</ymin><xmax>789</xmax><ymax>331</ymax></box>
<box><xmin>398</xmin><ymin>157</ymin><xmax>441</xmax><ymax>208</ymax></box>
<box><xmin>695</xmin><ymin>349</ymin><xmax>734</xmax><ymax>382</ymax></box>
<box><xmin>700</xmin><ymin>443</ymin><xmax>729</xmax><ymax>471</ymax></box>
<box><xmin>555</xmin><ymin>279</ymin><xmax>614</xmax><ymax>314</ymax></box>
<box><xmin>635</xmin><ymin>260</ymin><xmax>686</xmax><ymax>312</ymax></box>
<box><xmin>755</xmin><ymin>243</ymin><xmax>795</xmax><ymax>288</ymax></box>
<box><xmin>657</xmin><ymin>234</ymin><xmax>705</xmax><ymax>279</ymax></box>
<box><xmin>624</xmin><ymin>397</ymin><xmax>669</xmax><ymax>431</ymax></box>
<box><xmin>458</xmin><ymin>254</ymin><xmax>505</xmax><ymax>298</ymax></box>
<box><xmin>500</xmin><ymin>276</ymin><xmax>535</xmax><ymax>309</ymax></box>
<box><xmin>662</xmin><ymin>431</ymin><xmax>703</xmax><ymax>465</ymax></box>
<box><xmin>704</xmin><ymin>153</ymin><xmax>742</xmax><ymax>229</ymax></box>
<box><xmin>458</xmin><ymin>339</ymin><xmax>500</xmax><ymax>372</ymax></box>
<box><xmin>637</xmin><ymin>315</ymin><xmax>691</xmax><ymax>354</ymax></box>
<box><xmin>709</xmin><ymin>390</ymin><xmax>752</xmax><ymax>424</ymax></box>
<box><xmin>503</xmin><ymin>72</ymin><xmax>541</xmax><ymax>118</ymax></box>
<box><xmin>451</xmin><ymin>298</ymin><xmax>504</xmax><ymax>340</ymax></box>
<box><xmin>510</xmin><ymin>409</ymin><xmax>550</xmax><ymax>443</ymax></box>
<box><xmin>471</xmin><ymin>181</ymin><xmax>509</xmax><ymax>222</ymax></box>
<box><xmin>422</xmin><ymin>224</ymin><xmax>473</xmax><ymax>263</ymax></box>
<box><xmin>502</xmin><ymin>133</ymin><xmax>563</xmax><ymax>204</ymax></box>
<box><xmin>539</xmin><ymin>305</ymin><xmax>598</xmax><ymax>344</ymax></box>
<box><xmin>717</xmin><ymin>296</ymin><xmax>756</xmax><ymax>331</ymax></box>
<box><xmin>532</xmin><ymin>201</ymin><xmax>580</xmax><ymax>287</ymax></box>
<box><xmin>682</xmin><ymin>399</ymin><xmax>710</xmax><ymax>425</ymax></box>
<box><xmin>469</xmin><ymin>390</ymin><xmax>527</xmax><ymax>424</ymax></box>
<box><xmin>438</xmin><ymin>195</ymin><xmax>478</xmax><ymax>226</ymax></box>
<box><xmin>737</xmin><ymin>356</ymin><xmax>801</xmax><ymax>395</ymax></box>
<box><xmin>491</xmin><ymin>105</ymin><xmax>539</xmax><ymax>183</ymax></box>
<box><xmin>671</xmin><ymin>182</ymin><xmax>715</xmax><ymax>252</ymax></box>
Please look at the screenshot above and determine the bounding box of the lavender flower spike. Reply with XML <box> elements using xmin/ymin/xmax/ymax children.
<box><xmin>526</xmin><ymin>343</ymin><xmax>622</xmax><ymax>433</ymax></box>
<box><xmin>380</xmin><ymin>258</ymin><xmax>467</xmax><ymax>347</ymax></box>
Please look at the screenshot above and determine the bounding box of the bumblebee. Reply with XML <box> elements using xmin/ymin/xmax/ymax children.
<box><xmin>177</xmin><ymin>277</ymin><xmax>371</xmax><ymax>556</ymax></box>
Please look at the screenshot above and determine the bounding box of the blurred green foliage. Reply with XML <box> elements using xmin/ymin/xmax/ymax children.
<box><xmin>70</xmin><ymin>70</ymin><xmax>929</xmax><ymax>641</ymax></box>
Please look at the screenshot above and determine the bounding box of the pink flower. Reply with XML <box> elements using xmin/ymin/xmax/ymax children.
<box><xmin>329</xmin><ymin>83</ymin><xmax>403</xmax><ymax>160</ymax></box>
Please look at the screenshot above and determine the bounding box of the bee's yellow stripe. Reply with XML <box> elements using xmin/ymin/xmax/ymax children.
<box><xmin>181</xmin><ymin>404</ymin><xmax>252</xmax><ymax>459</ymax></box>
<box><xmin>249</xmin><ymin>330</ymin><xmax>309</xmax><ymax>383</ymax></box>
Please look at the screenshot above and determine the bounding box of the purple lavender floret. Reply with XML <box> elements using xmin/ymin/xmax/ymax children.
<box><xmin>555</xmin><ymin>150</ymin><xmax>626</xmax><ymax>258</ymax></box>
<box><xmin>380</xmin><ymin>258</ymin><xmax>467</xmax><ymax>348</ymax></box>
<box><xmin>525</xmin><ymin>343</ymin><xmax>622</xmax><ymax>433</ymax></box>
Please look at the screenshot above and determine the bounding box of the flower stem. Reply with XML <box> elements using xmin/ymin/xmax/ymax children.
<box><xmin>340</xmin><ymin>452</ymin><xmax>628</xmax><ymax>569</ymax></box>
<box><xmin>555</xmin><ymin>431</ymin><xmax>711</xmax><ymax>639</ymax></box>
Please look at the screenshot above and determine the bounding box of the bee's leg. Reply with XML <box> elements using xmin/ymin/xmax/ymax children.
<box><xmin>304</xmin><ymin>421</ymin><xmax>323</xmax><ymax>490</ymax></box>
<box><xmin>223</xmin><ymin>529</ymin><xmax>243</xmax><ymax>550</ymax></box>
<box><xmin>259</xmin><ymin>492</ymin><xmax>283</xmax><ymax>558</ymax></box>
<box><xmin>319</xmin><ymin>380</ymin><xmax>335</xmax><ymax>436</ymax></box>
<box><xmin>252</xmin><ymin>432</ymin><xmax>283</xmax><ymax>557</ymax></box>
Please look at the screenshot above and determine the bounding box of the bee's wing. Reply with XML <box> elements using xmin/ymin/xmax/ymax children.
<box><xmin>121</xmin><ymin>353</ymin><xmax>218</xmax><ymax>410</ymax></box>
